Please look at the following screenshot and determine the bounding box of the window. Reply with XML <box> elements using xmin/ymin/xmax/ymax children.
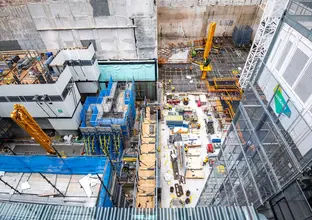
<box><xmin>283</xmin><ymin>48</ymin><xmax>309</xmax><ymax>87</ymax></box>
<box><xmin>62</xmin><ymin>87</ymin><xmax>70</xmax><ymax>99</ymax></box>
<box><xmin>0</xmin><ymin>97</ymin><xmax>8</xmax><ymax>102</ymax></box>
<box><xmin>62</xmin><ymin>79</ymin><xmax>74</xmax><ymax>100</ymax></box>
<box><xmin>49</xmin><ymin>96</ymin><xmax>63</xmax><ymax>102</ymax></box>
<box><xmin>275</xmin><ymin>41</ymin><xmax>293</xmax><ymax>71</ymax></box>
<box><xmin>271</xmin><ymin>39</ymin><xmax>282</xmax><ymax>63</ymax></box>
<box><xmin>80</xmin><ymin>60</ymin><xmax>92</xmax><ymax>66</ymax></box>
<box><xmin>294</xmin><ymin>62</ymin><xmax>312</xmax><ymax>103</ymax></box>
<box><xmin>24</xmin><ymin>96</ymin><xmax>37</xmax><ymax>102</ymax></box>
<box><xmin>7</xmin><ymin>96</ymin><xmax>21</xmax><ymax>102</ymax></box>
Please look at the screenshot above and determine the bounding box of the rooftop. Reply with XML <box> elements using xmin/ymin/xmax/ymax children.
<box><xmin>0</xmin><ymin>50</ymin><xmax>56</xmax><ymax>86</ymax></box>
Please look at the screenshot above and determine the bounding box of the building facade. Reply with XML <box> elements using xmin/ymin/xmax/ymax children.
<box><xmin>197</xmin><ymin>1</ymin><xmax>312</xmax><ymax>219</ymax></box>
<box><xmin>0</xmin><ymin>44</ymin><xmax>102</xmax><ymax>132</ymax></box>
<box><xmin>0</xmin><ymin>0</ymin><xmax>156</xmax><ymax>60</ymax></box>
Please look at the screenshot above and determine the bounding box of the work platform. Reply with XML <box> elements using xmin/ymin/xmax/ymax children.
<box><xmin>0</xmin><ymin>50</ymin><xmax>55</xmax><ymax>85</ymax></box>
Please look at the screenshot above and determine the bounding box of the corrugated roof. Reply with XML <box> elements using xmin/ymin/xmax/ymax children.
<box><xmin>0</xmin><ymin>202</ymin><xmax>260</xmax><ymax>220</ymax></box>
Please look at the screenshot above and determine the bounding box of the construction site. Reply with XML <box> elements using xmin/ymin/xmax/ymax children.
<box><xmin>0</xmin><ymin>0</ymin><xmax>311</xmax><ymax>219</ymax></box>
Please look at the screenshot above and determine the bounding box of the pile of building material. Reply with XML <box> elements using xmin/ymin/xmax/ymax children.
<box><xmin>135</xmin><ymin>107</ymin><xmax>156</xmax><ymax>208</ymax></box>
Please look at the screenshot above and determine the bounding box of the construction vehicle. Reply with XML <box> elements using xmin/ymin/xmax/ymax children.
<box><xmin>200</xmin><ymin>22</ymin><xmax>217</xmax><ymax>80</ymax></box>
<box><xmin>207</xmin><ymin>144</ymin><xmax>214</xmax><ymax>153</ymax></box>
<box><xmin>10</xmin><ymin>104</ymin><xmax>56</xmax><ymax>154</ymax></box>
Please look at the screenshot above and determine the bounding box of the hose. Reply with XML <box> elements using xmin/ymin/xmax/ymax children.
<box><xmin>92</xmin><ymin>136</ymin><xmax>95</xmax><ymax>153</ymax></box>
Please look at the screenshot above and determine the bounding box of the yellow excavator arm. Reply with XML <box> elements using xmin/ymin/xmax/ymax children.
<box><xmin>10</xmin><ymin>104</ymin><xmax>56</xmax><ymax>154</ymax></box>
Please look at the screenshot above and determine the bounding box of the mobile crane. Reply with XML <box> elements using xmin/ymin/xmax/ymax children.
<box><xmin>200</xmin><ymin>22</ymin><xmax>216</xmax><ymax>80</ymax></box>
<box><xmin>10</xmin><ymin>104</ymin><xmax>56</xmax><ymax>154</ymax></box>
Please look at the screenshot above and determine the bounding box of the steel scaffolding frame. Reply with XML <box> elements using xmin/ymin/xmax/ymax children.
<box><xmin>198</xmin><ymin>71</ymin><xmax>312</xmax><ymax>208</ymax></box>
<box><xmin>199</xmin><ymin>1</ymin><xmax>312</xmax><ymax>216</ymax></box>
<box><xmin>239</xmin><ymin>0</ymin><xmax>289</xmax><ymax>89</ymax></box>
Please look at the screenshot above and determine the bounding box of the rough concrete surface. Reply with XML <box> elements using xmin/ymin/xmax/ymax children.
<box><xmin>157</xmin><ymin>1</ymin><xmax>263</xmax><ymax>48</ymax></box>
<box><xmin>0</xmin><ymin>0</ymin><xmax>157</xmax><ymax>59</ymax></box>
<box><xmin>0</xmin><ymin>4</ymin><xmax>46</xmax><ymax>50</ymax></box>
<box><xmin>157</xmin><ymin>0</ymin><xmax>262</xmax><ymax>7</ymax></box>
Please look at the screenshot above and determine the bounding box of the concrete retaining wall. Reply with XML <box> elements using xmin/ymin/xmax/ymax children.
<box><xmin>0</xmin><ymin>0</ymin><xmax>157</xmax><ymax>59</ymax></box>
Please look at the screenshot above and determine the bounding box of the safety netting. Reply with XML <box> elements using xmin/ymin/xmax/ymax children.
<box><xmin>0</xmin><ymin>155</ymin><xmax>107</xmax><ymax>175</ymax></box>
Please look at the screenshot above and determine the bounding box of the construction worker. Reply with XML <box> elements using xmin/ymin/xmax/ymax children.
<box><xmin>168</xmin><ymin>79</ymin><xmax>172</xmax><ymax>84</ymax></box>
<box><xmin>184</xmin><ymin>146</ymin><xmax>189</xmax><ymax>154</ymax></box>
<box><xmin>171</xmin><ymin>86</ymin><xmax>175</xmax><ymax>92</ymax></box>
<box><xmin>203</xmin><ymin>156</ymin><xmax>209</xmax><ymax>166</ymax></box>
<box><xmin>197</xmin><ymin>123</ymin><xmax>201</xmax><ymax>129</ymax></box>
<box><xmin>183</xmin><ymin>97</ymin><xmax>189</xmax><ymax>105</ymax></box>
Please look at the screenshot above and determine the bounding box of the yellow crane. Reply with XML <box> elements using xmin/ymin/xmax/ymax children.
<box><xmin>10</xmin><ymin>104</ymin><xmax>56</xmax><ymax>154</ymax></box>
<box><xmin>200</xmin><ymin>22</ymin><xmax>217</xmax><ymax>80</ymax></box>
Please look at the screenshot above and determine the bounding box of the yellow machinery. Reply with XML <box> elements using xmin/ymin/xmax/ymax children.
<box><xmin>200</xmin><ymin>22</ymin><xmax>217</xmax><ymax>80</ymax></box>
<box><xmin>10</xmin><ymin>104</ymin><xmax>56</xmax><ymax>154</ymax></box>
<box><xmin>225</xmin><ymin>100</ymin><xmax>235</xmax><ymax>119</ymax></box>
<box><xmin>183</xmin><ymin>97</ymin><xmax>189</xmax><ymax>105</ymax></box>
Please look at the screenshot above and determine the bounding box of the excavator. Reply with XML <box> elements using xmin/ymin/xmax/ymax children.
<box><xmin>200</xmin><ymin>22</ymin><xmax>217</xmax><ymax>80</ymax></box>
<box><xmin>10</xmin><ymin>104</ymin><xmax>56</xmax><ymax>154</ymax></box>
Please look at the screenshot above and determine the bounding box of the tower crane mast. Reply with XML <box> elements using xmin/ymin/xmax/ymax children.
<box><xmin>239</xmin><ymin>0</ymin><xmax>289</xmax><ymax>89</ymax></box>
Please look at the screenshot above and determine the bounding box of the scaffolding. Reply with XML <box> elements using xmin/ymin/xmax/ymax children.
<box><xmin>197</xmin><ymin>63</ymin><xmax>312</xmax><ymax>214</ymax></box>
<box><xmin>134</xmin><ymin>106</ymin><xmax>158</xmax><ymax>208</ymax></box>
<box><xmin>0</xmin><ymin>150</ymin><xmax>115</xmax><ymax>207</ymax></box>
<box><xmin>239</xmin><ymin>0</ymin><xmax>289</xmax><ymax>89</ymax></box>
<box><xmin>79</xmin><ymin>77</ymin><xmax>136</xmax><ymax>159</ymax></box>
<box><xmin>0</xmin><ymin>50</ymin><xmax>53</xmax><ymax>85</ymax></box>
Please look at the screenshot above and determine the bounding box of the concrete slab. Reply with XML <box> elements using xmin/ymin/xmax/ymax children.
<box><xmin>159</xmin><ymin>93</ymin><xmax>229</xmax><ymax>208</ymax></box>
<box><xmin>160</xmin><ymin>94</ymin><xmax>215</xmax><ymax>208</ymax></box>
<box><xmin>168</xmin><ymin>50</ymin><xmax>189</xmax><ymax>63</ymax></box>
